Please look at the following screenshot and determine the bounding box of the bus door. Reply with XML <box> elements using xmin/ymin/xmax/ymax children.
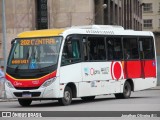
<box><xmin>60</xmin><ymin>35</ymin><xmax>82</xmax><ymax>84</ymax></box>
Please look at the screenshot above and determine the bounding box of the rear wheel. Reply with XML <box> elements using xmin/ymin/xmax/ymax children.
<box><xmin>81</xmin><ymin>96</ymin><xmax>95</xmax><ymax>101</ymax></box>
<box><xmin>115</xmin><ymin>81</ymin><xmax>131</xmax><ymax>99</ymax></box>
<box><xmin>58</xmin><ymin>86</ymin><xmax>72</xmax><ymax>106</ymax></box>
<box><xmin>18</xmin><ymin>99</ymin><xmax>32</xmax><ymax>107</ymax></box>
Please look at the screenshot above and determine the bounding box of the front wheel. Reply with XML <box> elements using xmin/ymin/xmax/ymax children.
<box><xmin>58</xmin><ymin>86</ymin><xmax>72</xmax><ymax>106</ymax></box>
<box><xmin>18</xmin><ymin>99</ymin><xmax>32</xmax><ymax>107</ymax></box>
<box><xmin>115</xmin><ymin>81</ymin><xmax>131</xmax><ymax>99</ymax></box>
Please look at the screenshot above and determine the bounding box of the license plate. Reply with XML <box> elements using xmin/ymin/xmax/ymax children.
<box><xmin>22</xmin><ymin>93</ymin><xmax>32</xmax><ymax>98</ymax></box>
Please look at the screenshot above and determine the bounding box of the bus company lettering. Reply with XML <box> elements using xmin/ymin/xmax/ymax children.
<box><xmin>86</xmin><ymin>30</ymin><xmax>114</xmax><ymax>35</ymax></box>
<box><xmin>14</xmin><ymin>81</ymin><xmax>22</xmax><ymax>86</ymax></box>
<box><xmin>101</xmin><ymin>67</ymin><xmax>109</xmax><ymax>74</ymax></box>
<box><xmin>32</xmin><ymin>80</ymin><xmax>39</xmax><ymax>85</ymax></box>
<box><xmin>90</xmin><ymin>68</ymin><xmax>100</xmax><ymax>75</ymax></box>
<box><xmin>84</xmin><ymin>67</ymin><xmax>109</xmax><ymax>76</ymax></box>
<box><xmin>84</xmin><ymin>68</ymin><xmax>100</xmax><ymax>76</ymax></box>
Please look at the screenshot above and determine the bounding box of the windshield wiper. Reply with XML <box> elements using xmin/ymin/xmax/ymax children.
<box><xmin>15</xmin><ymin>65</ymin><xmax>19</xmax><ymax>73</ymax></box>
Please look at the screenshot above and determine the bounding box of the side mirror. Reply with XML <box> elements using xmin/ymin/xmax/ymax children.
<box><xmin>11</xmin><ymin>39</ymin><xmax>16</xmax><ymax>45</ymax></box>
<box><xmin>66</xmin><ymin>36</ymin><xmax>72</xmax><ymax>41</ymax></box>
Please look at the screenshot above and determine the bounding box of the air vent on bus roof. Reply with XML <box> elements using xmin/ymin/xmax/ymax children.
<box><xmin>125</xmin><ymin>29</ymin><xmax>134</xmax><ymax>31</ymax></box>
<box><xmin>71</xmin><ymin>25</ymin><xmax>124</xmax><ymax>30</ymax></box>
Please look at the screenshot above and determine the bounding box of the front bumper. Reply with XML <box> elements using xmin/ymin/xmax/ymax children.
<box><xmin>5</xmin><ymin>77</ymin><xmax>61</xmax><ymax>99</ymax></box>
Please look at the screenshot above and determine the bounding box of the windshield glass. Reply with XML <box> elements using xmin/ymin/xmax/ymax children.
<box><xmin>8</xmin><ymin>37</ymin><xmax>62</xmax><ymax>69</ymax></box>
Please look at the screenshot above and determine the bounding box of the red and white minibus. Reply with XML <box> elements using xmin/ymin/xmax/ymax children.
<box><xmin>5</xmin><ymin>25</ymin><xmax>157</xmax><ymax>106</ymax></box>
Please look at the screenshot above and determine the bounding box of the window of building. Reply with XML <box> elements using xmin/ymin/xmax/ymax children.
<box><xmin>159</xmin><ymin>3</ymin><xmax>160</xmax><ymax>11</ymax></box>
<box><xmin>139</xmin><ymin>38</ymin><xmax>155</xmax><ymax>59</ymax></box>
<box><xmin>36</xmin><ymin>0</ymin><xmax>48</xmax><ymax>30</ymax></box>
<box><xmin>61</xmin><ymin>38</ymin><xmax>81</xmax><ymax>66</ymax></box>
<box><xmin>88</xmin><ymin>37</ymin><xmax>106</xmax><ymax>61</ymax></box>
<box><xmin>123</xmin><ymin>38</ymin><xmax>139</xmax><ymax>60</ymax></box>
<box><xmin>107</xmin><ymin>37</ymin><xmax>123</xmax><ymax>60</ymax></box>
<box><xmin>143</xmin><ymin>19</ymin><xmax>152</xmax><ymax>28</ymax></box>
<box><xmin>143</xmin><ymin>3</ymin><xmax>152</xmax><ymax>12</ymax></box>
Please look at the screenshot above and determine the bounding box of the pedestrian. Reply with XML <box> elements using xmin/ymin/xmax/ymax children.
<box><xmin>0</xmin><ymin>66</ymin><xmax>4</xmax><ymax>79</ymax></box>
<box><xmin>0</xmin><ymin>66</ymin><xmax>5</xmax><ymax>98</ymax></box>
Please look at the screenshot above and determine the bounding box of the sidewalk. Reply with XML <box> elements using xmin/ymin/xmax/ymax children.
<box><xmin>150</xmin><ymin>85</ymin><xmax>160</xmax><ymax>90</ymax></box>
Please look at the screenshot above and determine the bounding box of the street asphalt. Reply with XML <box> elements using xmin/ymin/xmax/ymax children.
<box><xmin>0</xmin><ymin>86</ymin><xmax>160</xmax><ymax>120</ymax></box>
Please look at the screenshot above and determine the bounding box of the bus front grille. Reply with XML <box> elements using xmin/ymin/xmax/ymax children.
<box><xmin>14</xmin><ymin>92</ymin><xmax>41</xmax><ymax>97</ymax></box>
<box><xmin>15</xmin><ymin>87</ymin><xmax>39</xmax><ymax>90</ymax></box>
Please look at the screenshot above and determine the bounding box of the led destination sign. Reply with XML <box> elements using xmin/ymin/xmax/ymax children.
<box><xmin>20</xmin><ymin>38</ymin><xmax>56</xmax><ymax>46</ymax></box>
<box><xmin>11</xmin><ymin>59</ymin><xmax>29</xmax><ymax>65</ymax></box>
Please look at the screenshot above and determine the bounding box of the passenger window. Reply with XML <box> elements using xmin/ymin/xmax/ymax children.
<box><xmin>61</xmin><ymin>39</ymin><xmax>81</xmax><ymax>66</ymax></box>
<box><xmin>107</xmin><ymin>37</ymin><xmax>123</xmax><ymax>60</ymax></box>
<box><xmin>83</xmin><ymin>37</ymin><xmax>89</xmax><ymax>61</ymax></box>
<box><xmin>139</xmin><ymin>38</ymin><xmax>155</xmax><ymax>59</ymax></box>
<box><xmin>88</xmin><ymin>37</ymin><xmax>106</xmax><ymax>61</ymax></box>
<box><xmin>123</xmin><ymin>38</ymin><xmax>139</xmax><ymax>60</ymax></box>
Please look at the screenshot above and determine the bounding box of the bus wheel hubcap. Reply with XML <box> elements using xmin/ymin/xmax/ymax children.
<box><xmin>64</xmin><ymin>91</ymin><xmax>70</xmax><ymax>102</ymax></box>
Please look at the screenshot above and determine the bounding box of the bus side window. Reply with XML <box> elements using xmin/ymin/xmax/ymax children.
<box><xmin>83</xmin><ymin>37</ymin><xmax>89</xmax><ymax>61</ymax></box>
<box><xmin>61</xmin><ymin>39</ymin><xmax>81</xmax><ymax>66</ymax></box>
<box><xmin>123</xmin><ymin>38</ymin><xmax>139</xmax><ymax>60</ymax></box>
<box><xmin>87</xmin><ymin>37</ymin><xmax>106</xmax><ymax>61</ymax></box>
<box><xmin>139</xmin><ymin>38</ymin><xmax>155</xmax><ymax>59</ymax></box>
<box><xmin>107</xmin><ymin>37</ymin><xmax>123</xmax><ymax>60</ymax></box>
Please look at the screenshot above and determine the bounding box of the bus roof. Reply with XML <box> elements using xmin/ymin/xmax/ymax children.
<box><xmin>17</xmin><ymin>25</ymin><xmax>153</xmax><ymax>38</ymax></box>
<box><xmin>63</xmin><ymin>25</ymin><xmax>153</xmax><ymax>36</ymax></box>
<box><xmin>18</xmin><ymin>29</ymin><xmax>65</xmax><ymax>38</ymax></box>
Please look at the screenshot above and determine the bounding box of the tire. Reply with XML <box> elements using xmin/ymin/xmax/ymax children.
<box><xmin>81</xmin><ymin>96</ymin><xmax>95</xmax><ymax>101</ymax></box>
<box><xmin>18</xmin><ymin>99</ymin><xmax>32</xmax><ymax>107</ymax></box>
<box><xmin>115</xmin><ymin>81</ymin><xmax>131</xmax><ymax>99</ymax></box>
<box><xmin>58</xmin><ymin>86</ymin><xmax>72</xmax><ymax>106</ymax></box>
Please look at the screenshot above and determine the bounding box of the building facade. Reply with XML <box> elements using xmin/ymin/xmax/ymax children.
<box><xmin>95</xmin><ymin>0</ymin><xmax>142</xmax><ymax>30</ymax></box>
<box><xmin>142</xmin><ymin>0</ymin><xmax>160</xmax><ymax>32</ymax></box>
<box><xmin>142</xmin><ymin>0</ymin><xmax>160</xmax><ymax>85</ymax></box>
<box><xmin>0</xmin><ymin>0</ymin><xmax>143</xmax><ymax>63</ymax></box>
<box><xmin>142</xmin><ymin>0</ymin><xmax>160</xmax><ymax>55</ymax></box>
<box><xmin>0</xmin><ymin>0</ymin><xmax>94</xmax><ymax>62</ymax></box>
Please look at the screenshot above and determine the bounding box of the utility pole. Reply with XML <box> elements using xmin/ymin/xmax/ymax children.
<box><xmin>2</xmin><ymin>0</ymin><xmax>7</xmax><ymax>99</ymax></box>
<box><xmin>2</xmin><ymin>0</ymin><xmax>7</xmax><ymax>73</ymax></box>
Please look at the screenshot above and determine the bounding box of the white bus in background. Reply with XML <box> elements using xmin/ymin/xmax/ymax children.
<box><xmin>5</xmin><ymin>25</ymin><xmax>157</xmax><ymax>106</ymax></box>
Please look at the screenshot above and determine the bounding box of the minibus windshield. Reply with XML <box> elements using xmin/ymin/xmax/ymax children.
<box><xmin>8</xmin><ymin>37</ymin><xmax>62</xmax><ymax>70</ymax></box>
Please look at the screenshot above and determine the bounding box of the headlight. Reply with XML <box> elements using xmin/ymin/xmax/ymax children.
<box><xmin>6</xmin><ymin>80</ymin><xmax>14</xmax><ymax>88</ymax></box>
<box><xmin>40</xmin><ymin>78</ymin><xmax>56</xmax><ymax>88</ymax></box>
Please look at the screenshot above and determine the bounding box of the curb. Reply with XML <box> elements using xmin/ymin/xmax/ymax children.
<box><xmin>0</xmin><ymin>99</ymin><xmax>17</xmax><ymax>102</ymax></box>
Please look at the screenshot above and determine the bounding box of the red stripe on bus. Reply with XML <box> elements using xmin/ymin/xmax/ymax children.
<box><xmin>5</xmin><ymin>70</ymin><xmax>57</xmax><ymax>88</ymax></box>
